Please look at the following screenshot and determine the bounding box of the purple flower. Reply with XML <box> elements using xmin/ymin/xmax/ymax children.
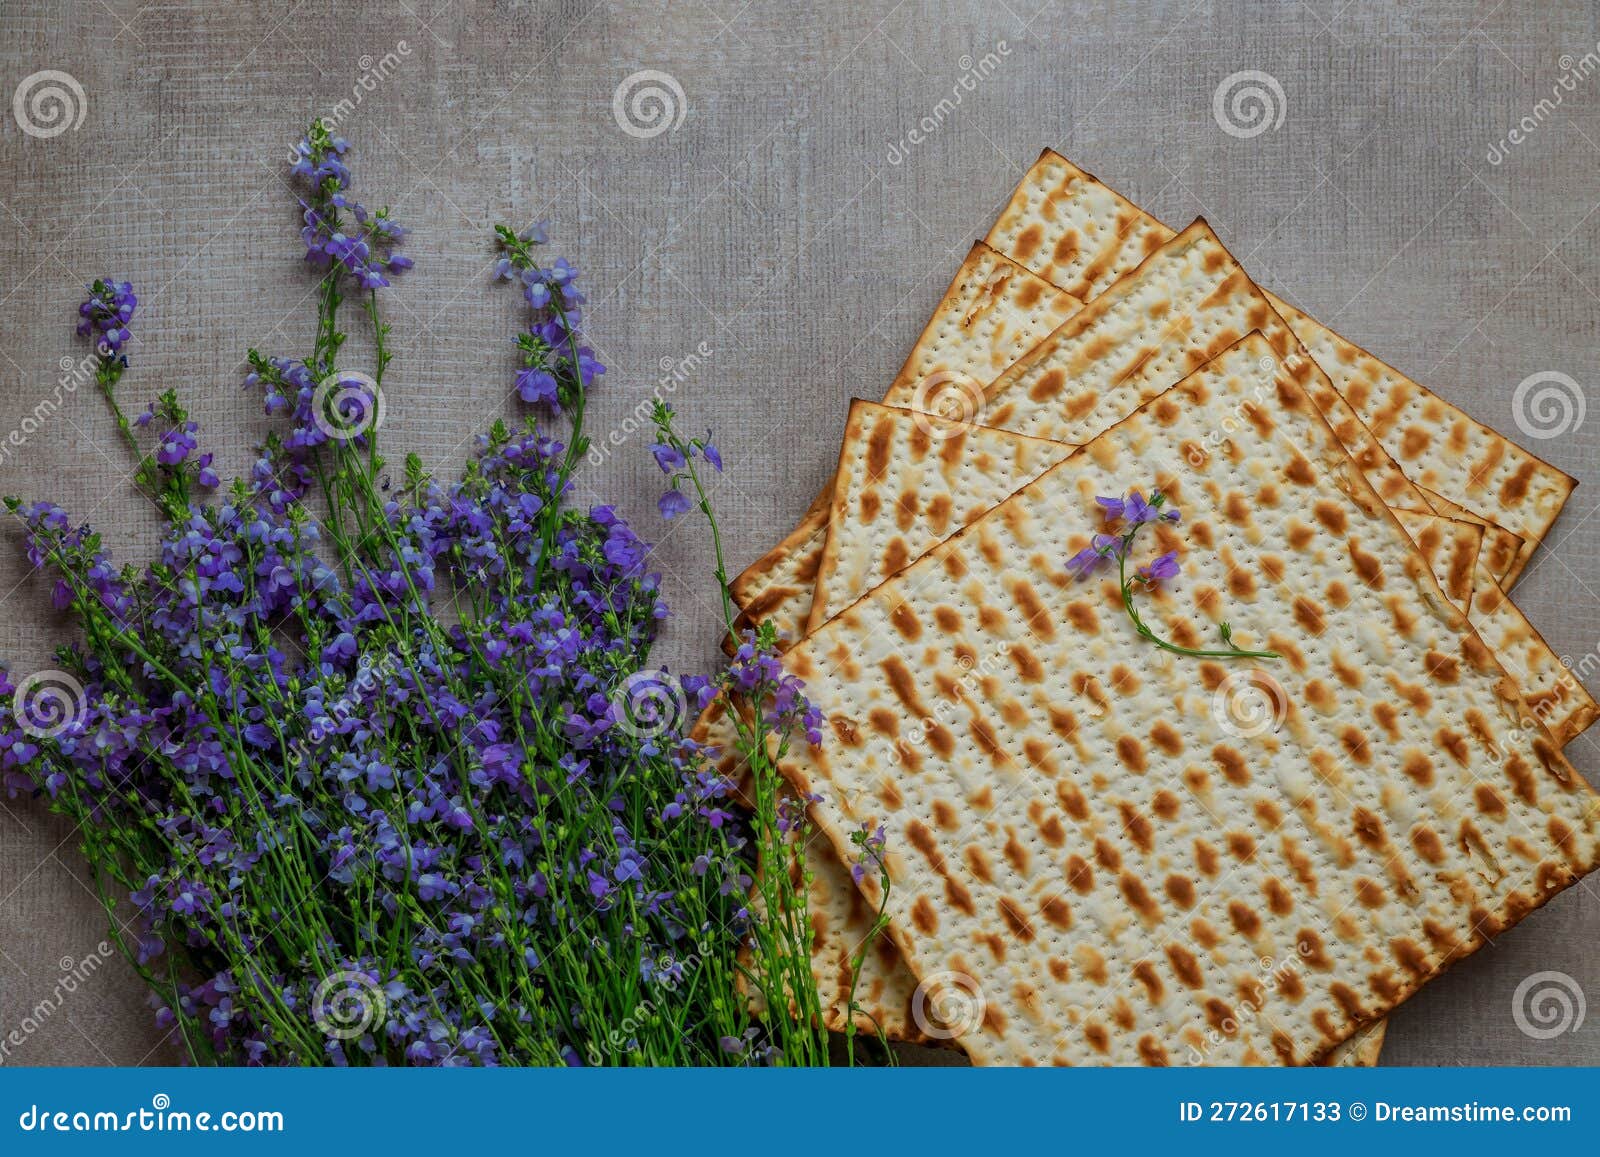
<box><xmin>658</xmin><ymin>489</ymin><xmax>692</xmax><ymax>520</ymax></box>
<box><xmin>157</xmin><ymin>422</ymin><xmax>197</xmax><ymax>466</ymax></box>
<box><xmin>1125</xmin><ymin>489</ymin><xmax>1179</xmax><ymax>525</ymax></box>
<box><xmin>290</xmin><ymin>125</ymin><xmax>409</xmax><ymax>287</ymax></box>
<box><xmin>496</xmin><ymin>227</ymin><xmax>605</xmax><ymax>414</ymax></box>
<box><xmin>1098</xmin><ymin>488</ymin><xmax>1179</xmax><ymax>526</ymax></box>
<box><xmin>850</xmin><ymin>823</ymin><xmax>886</xmax><ymax>885</ymax></box>
<box><xmin>515</xmin><ymin>367</ymin><xmax>559</xmax><ymax>406</ymax></box>
<box><xmin>726</xmin><ymin>631</ymin><xmax>824</xmax><ymax>746</ymax></box>
<box><xmin>1</xmin><ymin>125</ymin><xmax>765</xmax><ymax>1072</ymax></box>
<box><xmin>649</xmin><ymin>442</ymin><xmax>686</xmax><ymax>474</ymax></box>
<box><xmin>1067</xmin><ymin>533</ymin><xmax>1124</xmax><ymax>579</ymax></box>
<box><xmin>1136</xmin><ymin>550</ymin><xmax>1181</xmax><ymax>585</ymax></box>
<box><xmin>701</xmin><ymin>436</ymin><xmax>722</xmax><ymax>473</ymax></box>
<box><xmin>195</xmin><ymin>453</ymin><xmax>220</xmax><ymax>489</ymax></box>
<box><xmin>1066</xmin><ymin>547</ymin><xmax>1100</xmax><ymax>578</ymax></box>
<box><xmin>546</xmin><ymin>258</ymin><xmax>576</xmax><ymax>287</ymax></box>
<box><xmin>1095</xmin><ymin>493</ymin><xmax>1125</xmax><ymax>520</ymax></box>
<box><xmin>78</xmin><ymin>279</ymin><xmax>138</xmax><ymax>357</ymax></box>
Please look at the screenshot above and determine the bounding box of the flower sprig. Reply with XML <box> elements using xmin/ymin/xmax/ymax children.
<box><xmin>648</xmin><ymin>408</ymin><xmax>723</xmax><ymax>522</ymax></box>
<box><xmin>648</xmin><ymin>398</ymin><xmax>839</xmax><ymax>1067</ymax></box>
<box><xmin>843</xmin><ymin>822</ymin><xmax>894</xmax><ymax>1066</ymax></box>
<box><xmin>492</xmin><ymin>222</ymin><xmax>603</xmax><ymax>416</ymax></box>
<box><xmin>77</xmin><ymin>286</ymin><xmax>220</xmax><ymax>519</ymax></box>
<box><xmin>78</xmin><ymin>279</ymin><xmax>141</xmax><ymax>460</ymax></box>
<box><xmin>1069</xmin><ymin>487</ymin><xmax>1279</xmax><ymax>662</ymax></box>
<box><xmin>292</xmin><ymin>120</ymin><xmax>412</xmax><ymax>290</ymax></box>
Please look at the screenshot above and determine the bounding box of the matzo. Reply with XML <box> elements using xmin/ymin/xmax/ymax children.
<box><xmin>808</xmin><ymin>402</ymin><xmax>1076</xmax><ymax>632</ymax></box>
<box><xmin>1391</xmin><ymin>510</ymin><xmax>1481</xmax><ymax>615</ymax></box>
<box><xmin>984</xmin><ymin>154</ymin><xmax>1170</xmax><ymax>300</ymax></box>
<box><xmin>784</xmin><ymin>410</ymin><xmax>1579</xmax><ymax>1059</ymax></box>
<box><xmin>1471</xmin><ymin>565</ymin><xmax>1600</xmax><ymax>747</ymax></box>
<box><xmin>1380</xmin><ymin>512</ymin><xmax>1595</xmax><ymax>746</ymax></box>
<box><xmin>727</xmin><ymin>244</ymin><xmax>1086</xmax><ymax>641</ymax></box>
<box><xmin>880</xmin><ymin>242</ymin><xmax>1085</xmax><ymax>409</ymax></box>
<box><xmin>975</xmin><ymin>220</ymin><xmax>1427</xmax><ymax>518</ymax></box>
<box><xmin>812</xmin><ymin>408</ymin><xmax>1586</xmax><ymax>744</ymax></box>
<box><xmin>747</xmin><ymin>821</ymin><xmax>1385</xmax><ymax>1062</ymax></box>
<box><xmin>777</xmin><ymin>333</ymin><xmax>1600</xmax><ymax>1065</ymax></box>
<box><xmin>732</xmin><ymin>218</ymin><xmax>1441</xmax><ymax>646</ymax></box>
<box><xmin>1271</xmin><ymin>300</ymin><xmax>1574</xmax><ymax>586</ymax></box>
<box><xmin>986</xmin><ymin>149</ymin><xmax>1573</xmax><ymax>583</ymax></box>
<box><xmin>730</xmin><ymin>150</ymin><xmax>1553</xmax><ymax>635</ymax></box>
<box><xmin>727</xmin><ymin>488</ymin><xmax>833</xmax><ymax>649</ymax></box>
<box><xmin>1420</xmin><ymin>488</ymin><xmax>1523</xmax><ymax>586</ymax></box>
<box><xmin>749</xmin><ymin>790</ymin><xmax>1388</xmax><ymax>1061</ymax></box>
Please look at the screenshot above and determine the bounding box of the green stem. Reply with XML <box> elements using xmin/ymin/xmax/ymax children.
<box><xmin>1117</xmin><ymin>547</ymin><xmax>1280</xmax><ymax>660</ymax></box>
<box><xmin>1109</xmin><ymin>492</ymin><xmax>1279</xmax><ymax>663</ymax></box>
<box><xmin>660</xmin><ymin>409</ymin><xmax>832</xmax><ymax>1066</ymax></box>
<box><xmin>842</xmin><ymin>859</ymin><xmax>894</xmax><ymax>1067</ymax></box>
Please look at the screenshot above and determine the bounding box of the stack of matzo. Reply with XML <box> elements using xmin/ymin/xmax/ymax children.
<box><xmin>705</xmin><ymin>152</ymin><xmax>1598</xmax><ymax>1065</ymax></box>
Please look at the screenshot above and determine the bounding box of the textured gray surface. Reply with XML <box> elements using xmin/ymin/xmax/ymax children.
<box><xmin>2</xmin><ymin>0</ymin><xmax>1599</xmax><ymax>1066</ymax></box>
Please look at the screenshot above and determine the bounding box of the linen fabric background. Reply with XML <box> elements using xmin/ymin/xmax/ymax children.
<box><xmin>2</xmin><ymin>0</ymin><xmax>1599</xmax><ymax>1065</ymax></box>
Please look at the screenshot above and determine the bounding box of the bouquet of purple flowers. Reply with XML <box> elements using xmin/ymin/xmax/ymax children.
<box><xmin>0</xmin><ymin>124</ymin><xmax>838</xmax><ymax>1066</ymax></box>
